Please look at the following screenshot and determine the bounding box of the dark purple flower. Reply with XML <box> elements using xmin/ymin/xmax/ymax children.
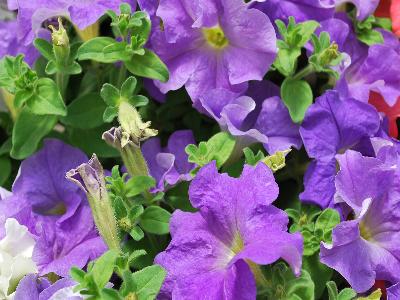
<box><xmin>142</xmin><ymin>130</ymin><xmax>195</xmax><ymax>192</ymax></box>
<box><xmin>300</xmin><ymin>90</ymin><xmax>380</xmax><ymax>207</ymax></box>
<box><xmin>151</xmin><ymin>0</ymin><xmax>277</xmax><ymax>103</ymax></box>
<box><xmin>155</xmin><ymin>162</ymin><xmax>303</xmax><ymax>299</ymax></box>
<box><xmin>198</xmin><ymin>81</ymin><xmax>302</xmax><ymax>154</ymax></box>
<box><xmin>0</xmin><ymin>139</ymin><xmax>106</xmax><ymax>277</ymax></box>
<box><xmin>320</xmin><ymin>148</ymin><xmax>400</xmax><ymax>292</ymax></box>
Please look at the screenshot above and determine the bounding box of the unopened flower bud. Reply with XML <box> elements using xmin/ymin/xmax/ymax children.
<box><xmin>66</xmin><ymin>154</ymin><xmax>120</xmax><ymax>251</ymax></box>
<box><xmin>49</xmin><ymin>18</ymin><xmax>70</xmax><ymax>65</ymax></box>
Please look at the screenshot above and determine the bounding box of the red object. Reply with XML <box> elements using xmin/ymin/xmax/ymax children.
<box><xmin>376</xmin><ymin>0</ymin><xmax>392</xmax><ymax>17</ymax></box>
<box><xmin>369</xmin><ymin>92</ymin><xmax>400</xmax><ymax>138</ymax></box>
<box><xmin>392</xmin><ymin>0</ymin><xmax>400</xmax><ymax>36</ymax></box>
<box><xmin>372</xmin><ymin>280</ymin><xmax>387</xmax><ymax>299</ymax></box>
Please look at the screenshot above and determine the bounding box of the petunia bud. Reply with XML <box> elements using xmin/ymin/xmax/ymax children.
<box><xmin>66</xmin><ymin>154</ymin><xmax>120</xmax><ymax>251</ymax></box>
<box><xmin>49</xmin><ymin>18</ymin><xmax>70</xmax><ymax>66</ymax></box>
<box><xmin>103</xmin><ymin>102</ymin><xmax>156</xmax><ymax>178</ymax></box>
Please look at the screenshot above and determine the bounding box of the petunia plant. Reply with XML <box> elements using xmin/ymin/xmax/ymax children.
<box><xmin>0</xmin><ymin>0</ymin><xmax>399</xmax><ymax>299</ymax></box>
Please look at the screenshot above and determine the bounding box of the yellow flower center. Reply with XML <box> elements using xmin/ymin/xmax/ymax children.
<box><xmin>359</xmin><ymin>222</ymin><xmax>374</xmax><ymax>241</ymax></box>
<box><xmin>230</xmin><ymin>232</ymin><xmax>244</xmax><ymax>254</ymax></box>
<box><xmin>203</xmin><ymin>26</ymin><xmax>229</xmax><ymax>49</ymax></box>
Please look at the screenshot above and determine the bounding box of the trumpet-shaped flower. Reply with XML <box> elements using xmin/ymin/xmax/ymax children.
<box><xmin>151</xmin><ymin>0</ymin><xmax>277</xmax><ymax>103</ymax></box>
<box><xmin>155</xmin><ymin>162</ymin><xmax>303</xmax><ymax>299</ymax></box>
<box><xmin>320</xmin><ymin>148</ymin><xmax>400</xmax><ymax>292</ymax></box>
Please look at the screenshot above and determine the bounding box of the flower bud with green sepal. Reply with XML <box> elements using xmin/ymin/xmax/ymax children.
<box><xmin>49</xmin><ymin>18</ymin><xmax>70</xmax><ymax>66</ymax></box>
<box><xmin>309</xmin><ymin>32</ymin><xmax>344</xmax><ymax>78</ymax></box>
<box><xmin>66</xmin><ymin>154</ymin><xmax>121</xmax><ymax>251</ymax></box>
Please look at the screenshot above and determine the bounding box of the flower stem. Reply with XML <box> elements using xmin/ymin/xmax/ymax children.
<box><xmin>292</xmin><ymin>64</ymin><xmax>314</xmax><ymax>81</ymax></box>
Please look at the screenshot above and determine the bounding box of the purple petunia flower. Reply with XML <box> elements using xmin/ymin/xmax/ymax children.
<box><xmin>9</xmin><ymin>0</ymin><xmax>135</xmax><ymax>45</ymax></box>
<box><xmin>337</xmin><ymin>30</ymin><xmax>400</xmax><ymax>106</ymax></box>
<box><xmin>0</xmin><ymin>139</ymin><xmax>107</xmax><ymax>277</ymax></box>
<box><xmin>335</xmin><ymin>0</ymin><xmax>379</xmax><ymax>20</ymax></box>
<box><xmin>250</xmin><ymin>0</ymin><xmax>334</xmax><ymax>23</ymax></box>
<box><xmin>14</xmin><ymin>274</ymin><xmax>80</xmax><ymax>300</ymax></box>
<box><xmin>388</xmin><ymin>283</ymin><xmax>400</xmax><ymax>300</ymax></box>
<box><xmin>198</xmin><ymin>81</ymin><xmax>302</xmax><ymax>155</ymax></box>
<box><xmin>142</xmin><ymin>130</ymin><xmax>195</xmax><ymax>192</ymax></box>
<box><xmin>0</xmin><ymin>19</ymin><xmax>42</xmax><ymax>65</ymax></box>
<box><xmin>155</xmin><ymin>161</ymin><xmax>303</xmax><ymax>299</ymax></box>
<box><xmin>320</xmin><ymin>147</ymin><xmax>400</xmax><ymax>292</ymax></box>
<box><xmin>299</xmin><ymin>90</ymin><xmax>380</xmax><ymax>208</ymax></box>
<box><xmin>151</xmin><ymin>0</ymin><xmax>277</xmax><ymax>103</ymax></box>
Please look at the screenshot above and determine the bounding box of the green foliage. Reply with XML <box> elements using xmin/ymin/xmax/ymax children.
<box><xmin>185</xmin><ymin>132</ymin><xmax>236</xmax><ymax>171</ymax></box>
<box><xmin>259</xmin><ymin>262</ymin><xmax>315</xmax><ymax>300</ymax></box>
<box><xmin>34</xmin><ymin>38</ymin><xmax>82</xmax><ymax>75</ymax></box>
<box><xmin>243</xmin><ymin>147</ymin><xmax>291</xmax><ymax>172</ymax></box>
<box><xmin>274</xmin><ymin>17</ymin><xmax>320</xmax><ymax>77</ymax></box>
<box><xmin>61</xmin><ymin>93</ymin><xmax>107</xmax><ymax>129</ymax></box>
<box><xmin>309</xmin><ymin>32</ymin><xmax>343</xmax><ymax>77</ymax></box>
<box><xmin>353</xmin><ymin>12</ymin><xmax>391</xmax><ymax>46</ymax></box>
<box><xmin>139</xmin><ymin>206</ymin><xmax>171</xmax><ymax>235</ymax></box>
<box><xmin>77</xmin><ymin>4</ymin><xmax>169</xmax><ymax>82</ymax></box>
<box><xmin>0</xmin><ymin>156</ymin><xmax>11</xmax><ymax>185</ymax></box>
<box><xmin>71</xmin><ymin>250</ymin><xmax>166</xmax><ymax>300</ymax></box>
<box><xmin>286</xmin><ymin>206</ymin><xmax>340</xmax><ymax>256</ymax></box>
<box><xmin>303</xmin><ymin>253</ymin><xmax>333</xmax><ymax>299</ymax></box>
<box><xmin>100</xmin><ymin>76</ymin><xmax>148</xmax><ymax>122</ymax></box>
<box><xmin>11</xmin><ymin>108</ymin><xmax>57</xmax><ymax>159</ymax></box>
<box><xmin>326</xmin><ymin>281</ymin><xmax>357</xmax><ymax>300</ymax></box>
<box><xmin>0</xmin><ymin>55</ymin><xmax>66</xmax><ymax>116</ymax></box>
<box><xmin>281</xmin><ymin>78</ymin><xmax>313</xmax><ymax>123</ymax></box>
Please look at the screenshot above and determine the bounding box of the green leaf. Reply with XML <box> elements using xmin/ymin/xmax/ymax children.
<box><xmin>357</xmin><ymin>289</ymin><xmax>382</xmax><ymax>300</ymax></box>
<box><xmin>103</xmin><ymin>42</ymin><xmax>132</xmax><ymax>61</ymax></box>
<box><xmin>70</xmin><ymin>267</ymin><xmax>87</xmax><ymax>283</ymax></box>
<box><xmin>27</xmin><ymin>78</ymin><xmax>66</xmax><ymax>116</ymax></box>
<box><xmin>33</xmin><ymin>38</ymin><xmax>55</xmax><ymax>61</ymax></box>
<box><xmin>130</xmin><ymin>226</ymin><xmax>145</xmax><ymax>241</ymax></box>
<box><xmin>44</xmin><ymin>60</ymin><xmax>57</xmax><ymax>75</ymax></box>
<box><xmin>103</xmin><ymin>106</ymin><xmax>119</xmax><ymax>123</ymax></box>
<box><xmin>124</xmin><ymin>49</ymin><xmax>169</xmax><ymax>82</ymax></box>
<box><xmin>101</xmin><ymin>83</ymin><xmax>120</xmax><ymax>106</ymax></box>
<box><xmin>121</xmin><ymin>76</ymin><xmax>137</xmax><ymax>99</ymax></box>
<box><xmin>281</xmin><ymin>78</ymin><xmax>313</xmax><ymax>123</ymax></box>
<box><xmin>126</xmin><ymin>176</ymin><xmax>156</xmax><ymax>197</ymax></box>
<box><xmin>186</xmin><ymin>132</ymin><xmax>236</xmax><ymax>168</ymax></box>
<box><xmin>91</xmin><ymin>250</ymin><xmax>119</xmax><ymax>288</ymax></box>
<box><xmin>357</xmin><ymin>29</ymin><xmax>384</xmax><ymax>46</ymax></box>
<box><xmin>139</xmin><ymin>206</ymin><xmax>171</xmax><ymax>235</ymax></box>
<box><xmin>326</xmin><ymin>281</ymin><xmax>339</xmax><ymax>300</ymax></box>
<box><xmin>132</xmin><ymin>265</ymin><xmax>166</xmax><ymax>300</ymax></box>
<box><xmin>286</xmin><ymin>269</ymin><xmax>315</xmax><ymax>300</ymax></box>
<box><xmin>0</xmin><ymin>156</ymin><xmax>11</xmax><ymax>185</ymax></box>
<box><xmin>315</xmin><ymin>208</ymin><xmax>340</xmax><ymax>242</ymax></box>
<box><xmin>77</xmin><ymin>37</ymin><xmax>117</xmax><ymax>63</ymax></box>
<box><xmin>11</xmin><ymin>108</ymin><xmax>57</xmax><ymax>159</ymax></box>
<box><xmin>101</xmin><ymin>288</ymin><xmax>122</xmax><ymax>300</ymax></box>
<box><xmin>61</xmin><ymin>93</ymin><xmax>106</xmax><ymax>129</ymax></box>
<box><xmin>338</xmin><ymin>288</ymin><xmax>357</xmax><ymax>300</ymax></box>
<box><xmin>303</xmin><ymin>253</ymin><xmax>333</xmax><ymax>299</ymax></box>
<box><xmin>69</xmin><ymin>125</ymin><xmax>119</xmax><ymax>158</ymax></box>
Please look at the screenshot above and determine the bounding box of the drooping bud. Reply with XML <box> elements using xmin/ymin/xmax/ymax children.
<box><xmin>66</xmin><ymin>154</ymin><xmax>120</xmax><ymax>251</ymax></box>
<box><xmin>103</xmin><ymin>126</ymin><xmax>150</xmax><ymax>178</ymax></box>
<box><xmin>49</xmin><ymin>18</ymin><xmax>70</xmax><ymax>66</ymax></box>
